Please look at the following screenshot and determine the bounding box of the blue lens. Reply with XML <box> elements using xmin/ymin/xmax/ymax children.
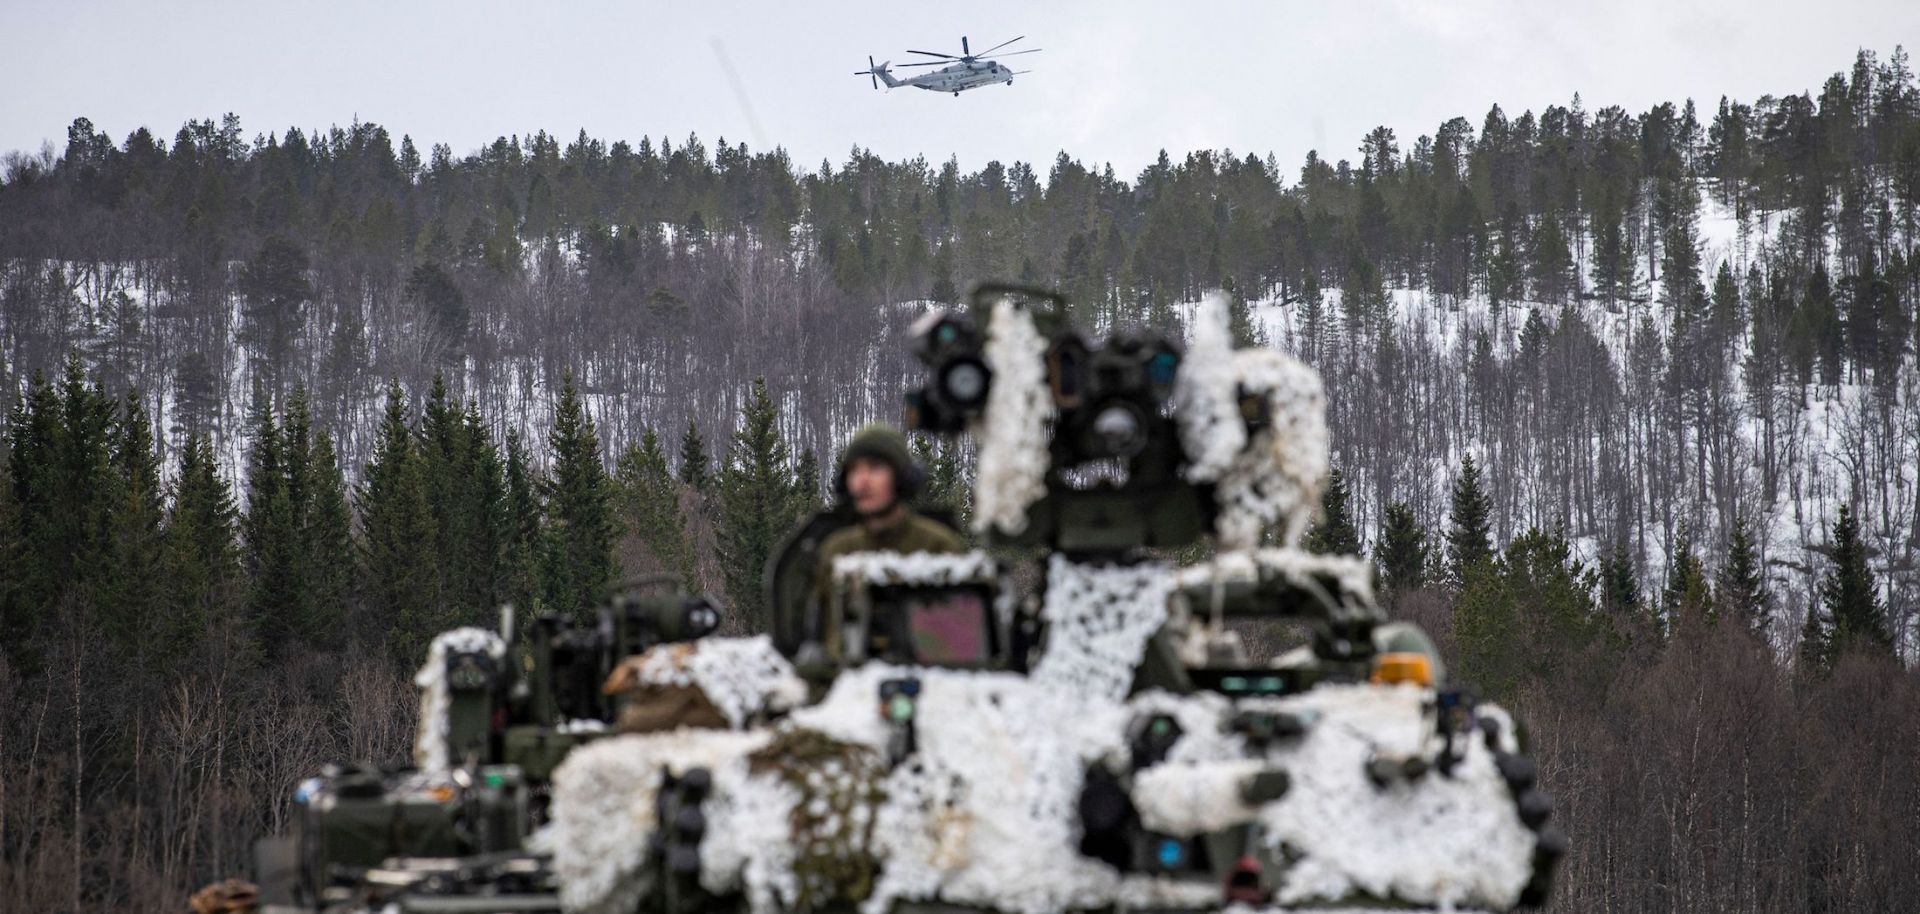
<box><xmin>1157</xmin><ymin>838</ymin><xmax>1186</xmax><ymax>868</ymax></box>
<box><xmin>1148</xmin><ymin>351</ymin><xmax>1179</xmax><ymax>383</ymax></box>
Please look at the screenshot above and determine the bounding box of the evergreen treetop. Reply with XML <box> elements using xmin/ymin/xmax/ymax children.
<box><xmin>1717</xmin><ymin>517</ymin><xmax>1769</xmax><ymax>639</ymax></box>
<box><xmin>1820</xmin><ymin>504</ymin><xmax>1888</xmax><ymax>656</ymax></box>
<box><xmin>716</xmin><ymin>378</ymin><xmax>797</xmax><ymax>628</ymax></box>
<box><xmin>1375</xmin><ymin>500</ymin><xmax>1429</xmax><ymax>595</ymax></box>
<box><xmin>1306</xmin><ymin>468</ymin><xmax>1362</xmax><ymax>555</ymax></box>
<box><xmin>542</xmin><ymin>371</ymin><xmax>616</xmax><ymax>617</ymax></box>
<box><xmin>1446</xmin><ymin>455</ymin><xmax>1495</xmax><ymax>584</ymax></box>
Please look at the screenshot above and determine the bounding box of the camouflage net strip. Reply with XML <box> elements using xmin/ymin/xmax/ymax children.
<box><xmin>748</xmin><ymin>729</ymin><xmax>890</xmax><ymax>909</ymax></box>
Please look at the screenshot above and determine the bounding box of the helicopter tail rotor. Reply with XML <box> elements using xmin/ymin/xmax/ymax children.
<box><xmin>853</xmin><ymin>59</ymin><xmax>902</xmax><ymax>90</ymax></box>
<box><xmin>856</xmin><ymin>56</ymin><xmax>898</xmax><ymax>90</ymax></box>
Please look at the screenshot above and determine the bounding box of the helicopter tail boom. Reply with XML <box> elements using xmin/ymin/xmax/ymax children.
<box><xmin>872</xmin><ymin>60</ymin><xmax>903</xmax><ymax>89</ymax></box>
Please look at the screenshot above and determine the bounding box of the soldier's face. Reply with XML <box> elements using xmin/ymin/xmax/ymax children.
<box><xmin>847</xmin><ymin>457</ymin><xmax>898</xmax><ymax>516</ymax></box>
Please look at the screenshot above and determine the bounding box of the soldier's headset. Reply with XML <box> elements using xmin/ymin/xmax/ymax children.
<box><xmin>834</xmin><ymin>455</ymin><xmax>926</xmax><ymax>505</ymax></box>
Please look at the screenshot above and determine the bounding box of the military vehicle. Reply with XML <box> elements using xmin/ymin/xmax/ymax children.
<box><xmin>243</xmin><ymin>284</ymin><xmax>1563</xmax><ymax>914</ymax></box>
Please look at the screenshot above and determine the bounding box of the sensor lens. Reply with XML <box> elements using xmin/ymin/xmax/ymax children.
<box><xmin>1092</xmin><ymin>404</ymin><xmax>1145</xmax><ymax>456</ymax></box>
<box><xmin>942</xmin><ymin>359</ymin><xmax>989</xmax><ymax>405</ymax></box>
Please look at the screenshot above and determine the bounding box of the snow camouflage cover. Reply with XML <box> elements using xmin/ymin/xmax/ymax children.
<box><xmin>539</xmin><ymin>565</ymin><xmax>1537</xmax><ymax>914</ymax></box>
<box><xmin>519</xmin><ymin>296</ymin><xmax>1554</xmax><ymax>914</ymax></box>
<box><xmin>307</xmin><ymin>291</ymin><xmax>1559</xmax><ymax>914</ymax></box>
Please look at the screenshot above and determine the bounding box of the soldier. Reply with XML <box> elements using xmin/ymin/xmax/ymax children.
<box><xmin>810</xmin><ymin>423</ymin><xmax>965</xmax><ymax>657</ymax></box>
<box><xmin>816</xmin><ymin>423</ymin><xmax>964</xmax><ymax>575</ymax></box>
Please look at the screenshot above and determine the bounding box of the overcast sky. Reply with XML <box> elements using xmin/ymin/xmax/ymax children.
<box><xmin>3</xmin><ymin>0</ymin><xmax>1915</xmax><ymax>178</ymax></box>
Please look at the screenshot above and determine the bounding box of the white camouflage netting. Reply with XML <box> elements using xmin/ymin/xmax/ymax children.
<box><xmin>1173</xmin><ymin>548</ymin><xmax>1380</xmax><ymax>620</ymax></box>
<box><xmin>412</xmin><ymin>627</ymin><xmax>507</xmax><ymax>773</ymax></box>
<box><xmin>539</xmin><ymin>555</ymin><xmax>1538</xmax><ymax>914</ymax></box>
<box><xmin>1031</xmin><ymin>555</ymin><xmax>1175</xmax><ymax>701</ymax></box>
<box><xmin>536</xmin><ymin>730</ymin><xmax>774</xmax><ymax>914</ymax></box>
<box><xmin>969</xmin><ymin>299</ymin><xmax>1053</xmax><ymax>536</ymax></box>
<box><xmin>613</xmin><ymin>635</ymin><xmax>810</xmax><ymax>728</ymax></box>
<box><xmin>1174</xmin><ymin>293</ymin><xmax>1330</xmax><ymax>548</ymax></box>
<box><xmin>830</xmin><ymin>550</ymin><xmax>997</xmax><ymax>586</ymax></box>
<box><xmin>1131</xmin><ymin>684</ymin><xmax>1534</xmax><ymax>909</ymax></box>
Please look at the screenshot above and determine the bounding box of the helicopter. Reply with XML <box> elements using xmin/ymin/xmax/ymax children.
<box><xmin>856</xmin><ymin>35</ymin><xmax>1040</xmax><ymax>96</ymax></box>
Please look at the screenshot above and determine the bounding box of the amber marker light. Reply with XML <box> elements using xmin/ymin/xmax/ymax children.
<box><xmin>1371</xmin><ymin>652</ymin><xmax>1435</xmax><ymax>687</ymax></box>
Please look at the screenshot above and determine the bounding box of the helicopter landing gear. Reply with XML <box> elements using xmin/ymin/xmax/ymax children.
<box><xmin>953</xmin><ymin>91</ymin><xmax>960</xmax><ymax>96</ymax></box>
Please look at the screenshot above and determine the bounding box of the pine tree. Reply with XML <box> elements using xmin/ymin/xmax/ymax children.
<box><xmin>792</xmin><ymin>447</ymin><xmax>824</xmax><ymax>516</ymax></box>
<box><xmin>1454</xmin><ymin>529</ymin><xmax>1602</xmax><ymax>702</ymax></box>
<box><xmin>238</xmin><ymin>234</ymin><xmax>312</xmax><ymax>397</ymax></box>
<box><xmin>359</xmin><ymin>382</ymin><xmax>443</xmax><ymax>660</ymax></box>
<box><xmin>615</xmin><ymin>427</ymin><xmax>696</xmax><ymax>585</ymax></box>
<box><xmin>1798</xmin><ymin>601</ymin><xmax>1833</xmax><ymax>674</ymax></box>
<box><xmin>163</xmin><ymin>433</ymin><xmax>242</xmax><ymax>656</ymax></box>
<box><xmin>1598</xmin><ymin>544</ymin><xmax>1639</xmax><ymax>616</ymax></box>
<box><xmin>242</xmin><ymin>390</ymin><xmax>301</xmax><ymax>651</ymax></box>
<box><xmin>927</xmin><ymin>438</ymin><xmax>970</xmax><ymax>528</ymax></box>
<box><xmin>1528</xmin><ymin>215</ymin><xmax>1575</xmax><ymax>303</ymax></box>
<box><xmin>1820</xmin><ymin>504</ymin><xmax>1889</xmax><ymax>655</ymax></box>
<box><xmin>913</xmin><ymin>435</ymin><xmax>970</xmax><ymax>526</ymax></box>
<box><xmin>461</xmin><ymin>403</ymin><xmax>509</xmax><ymax>612</ymax></box>
<box><xmin>419</xmin><ymin>375</ymin><xmax>506</xmax><ymax>621</ymax></box>
<box><xmin>716</xmin><ymin>378</ymin><xmax>798</xmax><ymax>628</ymax></box>
<box><xmin>99</xmin><ymin>390</ymin><xmax>166</xmax><ymax>652</ymax></box>
<box><xmin>1718</xmin><ymin>517</ymin><xmax>1769</xmax><ymax>639</ymax></box>
<box><xmin>0</xmin><ymin>459</ymin><xmax>20</xmax><ymax>643</ymax></box>
<box><xmin>1306</xmin><ymin>468</ymin><xmax>1362</xmax><ymax>555</ymax></box>
<box><xmin>1446</xmin><ymin>455</ymin><xmax>1495</xmax><ymax>584</ymax></box>
<box><xmin>420</xmin><ymin>374</ymin><xmax>467</xmax><ymax>603</ymax></box>
<box><xmin>281</xmin><ymin>385</ymin><xmax>355</xmax><ymax>646</ymax></box>
<box><xmin>542</xmin><ymin>372</ymin><xmax>616</xmax><ymax>616</ymax></box>
<box><xmin>7</xmin><ymin>360</ymin><xmax>117</xmax><ymax>646</ymax></box>
<box><xmin>1661</xmin><ymin>527</ymin><xmax>1716</xmax><ymax>631</ymax></box>
<box><xmin>501</xmin><ymin>430</ymin><xmax>544</xmax><ymax>612</ymax></box>
<box><xmin>678</xmin><ymin>419</ymin><xmax>714</xmax><ymax>494</ymax></box>
<box><xmin>1375</xmin><ymin>501</ymin><xmax>1429</xmax><ymax>594</ymax></box>
<box><xmin>404</xmin><ymin>262</ymin><xmax>469</xmax><ymax>356</ymax></box>
<box><xmin>302</xmin><ymin>425</ymin><xmax>356</xmax><ymax>643</ymax></box>
<box><xmin>1597</xmin><ymin>542</ymin><xmax>1654</xmax><ymax>646</ymax></box>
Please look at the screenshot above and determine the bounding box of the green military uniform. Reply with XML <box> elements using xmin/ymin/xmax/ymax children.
<box><xmin>815</xmin><ymin>512</ymin><xmax>966</xmax><ymax>576</ymax></box>
<box><xmin>810</xmin><ymin>425</ymin><xmax>965</xmax><ymax>659</ymax></box>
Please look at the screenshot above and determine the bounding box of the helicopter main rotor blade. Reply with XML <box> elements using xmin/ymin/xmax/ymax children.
<box><xmin>973</xmin><ymin>36</ymin><xmax>1024</xmax><ymax>57</ymax></box>
<box><xmin>894</xmin><ymin>60</ymin><xmax>948</xmax><ymax>68</ymax></box>
<box><xmin>962</xmin><ymin>36</ymin><xmax>970</xmax><ymax>56</ymax></box>
<box><xmin>907</xmin><ymin>49</ymin><xmax>959</xmax><ymax>59</ymax></box>
<box><xmin>981</xmin><ymin>48</ymin><xmax>1042</xmax><ymax>59</ymax></box>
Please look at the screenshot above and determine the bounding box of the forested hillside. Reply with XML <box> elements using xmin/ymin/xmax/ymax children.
<box><xmin>3</xmin><ymin>46</ymin><xmax>1920</xmax><ymax>914</ymax></box>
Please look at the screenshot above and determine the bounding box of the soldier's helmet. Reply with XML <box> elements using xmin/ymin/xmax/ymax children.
<box><xmin>833</xmin><ymin>423</ymin><xmax>925</xmax><ymax>504</ymax></box>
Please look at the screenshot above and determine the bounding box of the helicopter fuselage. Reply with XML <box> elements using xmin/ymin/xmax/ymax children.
<box><xmin>902</xmin><ymin>60</ymin><xmax>1014</xmax><ymax>94</ymax></box>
